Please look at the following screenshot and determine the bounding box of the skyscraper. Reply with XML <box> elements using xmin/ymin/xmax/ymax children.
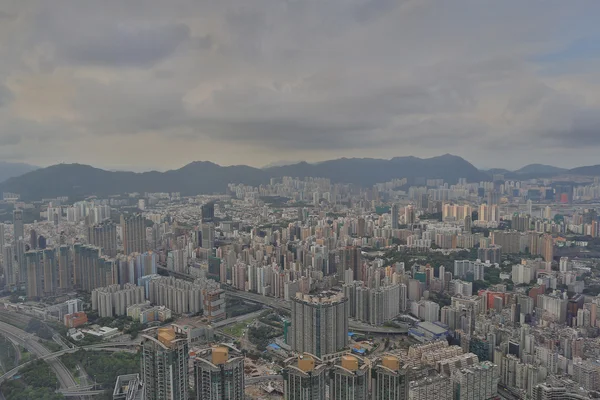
<box><xmin>42</xmin><ymin>248</ymin><xmax>58</xmax><ymax>296</ymax></box>
<box><xmin>391</xmin><ymin>204</ymin><xmax>399</xmax><ymax>229</ymax></box>
<box><xmin>2</xmin><ymin>245</ymin><xmax>14</xmax><ymax>289</ymax></box>
<box><xmin>291</xmin><ymin>292</ymin><xmax>349</xmax><ymax>358</ymax></box>
<box><xmin>329</xmin><ymin>355</ymin><xmax>369</xmax><ymax>400</ymax></box>
<box><xmin>141</xmin><ymin>327</ymin><xmax>189</xmax><ymax>400</ymax></box>
<box><xmin>372</xmin><ymin>355</ymin><xmax>409</xmax><ymax>400</ymax></box>
<box><xmin>0</xmin><ymin>223</ymin><xmax>5</xmax><ymax>251</ymax></box>
<box><xmin>404</xmin><ymin>206</ymin><xmax>416</xmax><ymax>225</ymax></box>
<box><xmin>13</xmin><ymin>209</ymin><xmax>24</xmax><ymax>241</ymax></box>
<box><xmin>201</xmin><ymin>202</ymin><xmax>215</xmax><ymax>223</ymax></box>
<box><xmin>29</xmin><ymin>229</ymin><xmax>37</xmax><ymax>250</ymax></box>
<box><xmin>88</xmin><ymin>220</ymin><xmax>118</xmax><ymax>257</ymax></box>
<box><xmin>340</xmin><ymin>246</ymin><xmax>362</xmax><ymax>281</ymax></box>
<box><xmin>25</xmin><ymin>250</ymin><xmax>43</xmax><ymax>298</ymax></box>
<box><xmin>58</xmin><ymin>245</ymin><xmax>72</xmax><ymax>292</ymax></box>
<box><xmin>283</xmin><ymin>354</ymin><xmax>328</xmax><ymax>400</ymax></box>
<box><xmin>201</xmin><ymin>223</ymin><xmax>215</xmax><ymax>250</ymax></box>
<box><xmin>13</xmin><ymin>239</ymin><xmax>26</xmax><ymax>284</ymax></box>
<box><xmin>121</xmin><ymin>214</ymin><xmax>147</xmax><ymax>255</ymax></box>
<box><xmin>193</xmin><ymin>345</ymin><xmax>244</xmax><ymax>400</ymax></box>
<box><xmin>451</xmin><ymin>362</ymin><xmax>499</xmax><ymax>400</ymax></box>
<box><xmin>464</xmin><ymin>215</ymin><xmax>472</xmax><ymax>233</ymax></box>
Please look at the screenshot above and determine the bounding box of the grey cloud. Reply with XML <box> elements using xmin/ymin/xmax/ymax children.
<box><xmin>0</xmin><ymin>133</ymin><xmax>21</xmax><ymax>146</ymax></box>
<box><xmin>0</xmin><ymin>84</ymin><xmax>14</xmax><ymax>107</ymax></box>
<box><xmin>541</xmin><ymin>109</ymin><xmax>600</xmax><ymax>147</ymax></box>
<box><xmin>1</xmin><ymin>0</ymin><xmax>600</xmax><ymax>167</ymax></box>
<box><xmin>60</xmin><ymin>23</ymin><xmax>191</xmax><ymax>67</ymax></box>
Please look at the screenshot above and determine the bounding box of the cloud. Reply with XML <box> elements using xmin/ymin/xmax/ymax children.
<box><xmin>0</xmin><ymin>0</ymin><xmax>600</xmax><ymax>168</ymax></box>
<box><xmin>0</xmin><ymin>133</ymin><xmax>20</xmax><ymax>146</ymax></box>
<box><xmin>0</xmin><ymin>84</ymin><xmax>14</xmax><ymax>107</ymax></box>
<box><xmin>59</xmin><ymin>23</ymin><xmax>191</xmax><ymax>67</ymax></box>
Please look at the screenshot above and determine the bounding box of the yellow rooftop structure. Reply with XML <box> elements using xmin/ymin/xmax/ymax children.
<box><xmin>297</xmin><ymin>355</ymin><xmax>315</xmax><ymax>372</ymax></box>
<box><xmin>157</xmin><ymin>327</ymin><xmax>176</xmax><ymax>347</ymax></box>
<box><xmin>341</xmin><ymin>355</ymin><xmax>359</xmax><ymax>371</ymax></box>
<box><xmin>382</xmin><ymin>355</ymin><xmax>400</xmax><ymax>371</ymax></box>
<box><xmin>212</xmin><ymin>346</ymin><xmax>229</xmax><ymax>365</ymax></box>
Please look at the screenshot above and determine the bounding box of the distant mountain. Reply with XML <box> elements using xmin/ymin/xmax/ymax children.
<box><xmin>514</xmin><ymin>164</ymin><xmax>567</xmax><ymax>175</ymax></box>
<box><xmin>261</xmin><ymin>160</ymin><xmax>306</xmax><ymax>169</ymax></box>
<box><xmin>266</xmin><ymin>154</ymin><xmax>489</xmax><ymax>186</ymax></box>
<box><xmin>483</xmin><ymin>168</ymin><xmax>511</xmax><ymax>175</ymax></box>
<box><xmin>0</xmin><ymin>154</ymin><xmax>490</xmax><ymax>200</ymax></box>
<box><xmin>0</xmin><ymin>162</ymin><xmax>38</xmax><ymax>183</ymax></box>
<box><xmin>567</xmin><ymin>165</ymin><xmax>600</xmax><ymax>176</ymax></box>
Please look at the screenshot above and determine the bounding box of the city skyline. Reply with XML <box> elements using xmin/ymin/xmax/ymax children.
<box><xmin>1</xmin><ymin>1</ymin><xmax>600</xmax><ymax>169</ymax></box>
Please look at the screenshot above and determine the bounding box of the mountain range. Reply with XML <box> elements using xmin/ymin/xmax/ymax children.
<box><xmin>0</xmin><ymin>162</ymin><xmax>38</xmax><ymax>184</ymax></box>
<box><xmin>0</xmin><ymin>155</ymin><xmax>599</xmax><ymax>201</ymax></box>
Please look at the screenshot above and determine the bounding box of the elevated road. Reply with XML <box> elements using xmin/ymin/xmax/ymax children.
<box><xmin>0</xmin><ymin>341</ymin><xmax>140</xmax><ymax>384</ymax></box>
<box><xmin>59</xmin><ymin>389</ymin><xmax>105</xmax><ymax>397</ymax></box>
<box><xmin>223</xmin><ymin>288</ymin><xmax>408</xmax><ymax>334</ymax></box>
<box><xmin>0</xmin><ymin>321</ymin><xmax>78</xmax><ymax>390</ymax></box>
<box><xmin>211</xmin><ymin>310</ymin><xmax>265</xmax><ymax>328</ymax></box>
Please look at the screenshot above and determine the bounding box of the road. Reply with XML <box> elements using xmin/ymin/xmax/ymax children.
<box><xmin>0</xmin><ymin>342</ymin><xmax>140</xmax><ymax>384</ymax></box>
<box><xmin>0</xmin><ymin>321</ymin><xmax>78</xmax><ymax>390</ymax></box>
<box><xmin>224</xmin><ymin>289</ymin><xmax>408</xmax><ymax>334</ymax></box>
<box><xmin>498</xmin><ymin>384</ymin><xmax>521</xmax><ymax>399</ymax></box>
<box><xmin>211</xmin><ymin>309</ymin><xmax>265</xmax><ymax>328</ymax></box>
<box><xmin>246</xmin><ymin>375</ymin><xmax>283</xmax><ymax>385</ymax></box>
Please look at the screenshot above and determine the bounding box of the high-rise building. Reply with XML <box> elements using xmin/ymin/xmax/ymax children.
<box><xmin>372</xmin><ymin>355</ymin><xmax>409</xmax><ymax>400</ymax></box>
<box><xmin>404</xmin><ymin>206</ymin><xmax>416</xmax><ymax>225</ymax></box>
<box><xmin>141</xmin><ymin>327</ymin><xmax>189</xmax><ymax>400</ymax></box>
<box><xmin>88</xmin><ymin>220</ymin><xmax>118</xmax><ymax>257</ymax></box>
<box><xmin>291</xmin><ymin>292</ymin><xmax>349</xmax><ymax>358</ymax></box>
<box><xmin>29</xmin><ymin>229</ymin><xmax>37</xmax><ymax>250</ymax></box>
<box><xmin>121</xmin><ymin>214</ymin><xmax>147</xmax><ymax>255</ymax></box>
<box><xmin>202</xmin><ymin>223</ymin><xmax>215</xmax><ymax>250</ymax></box>
<box><xmin>92</xmin><ymin>283</ymin><xmax>145</xmax><ymax>317</ymax></box>
<box><xmin>13</xmin><ymin>239</ymin><xmax>26</xmax><ymax>284</ymax></box>
<box><xmin>391</xmin><ymin>204</ymin><xmax>399</xmax><ymax>229</ymax></box>
<box><xmin>357</xmin><ymin>217</ymin><xmax>366</xmax><ymax>237</ymax></box>
<box><xmin>464</xmin><ymin>215</ymin><xmax>472</xmax><ymax>233</ymax></box>
<box><xmin>13</xmin><ymin>209</ymin><xmax>24</xmax><ymax>241</ymax></box>
<box><xmin>340</xmin><ymin>246</ymin><xmax>362</xmax><ymax>281</ymax></box>
<box><xmin>2</xmin><ymin>245</ymin><xmax>15</xmax><ymax>289</ymax></box>
<box><xmin>330</xmin><ymin>355</ymin><xmax>369</xmax><ymax>400</ymax></box>
<box><xmin>147</xmin><ymin>276</ymin><xmax>205</xmax><ymax>315</ymax></box>
<box><xmin>193</xmin><ymin>345</ymin><xmax>244</xmax><ymax>400</ymax></box>
<box><xmin>42</xmin><ymin>248</ymin><xmax>58</xmax><ymax>296</ymax></box>
<box><xmin>58</xmin><ymin>245</ymin><xmax>72</xmax><ymax>291</ymax></box>
<box><xmin>283</xmin><ymin>354</ymin><xmax>328</xmax><ymax>400</ymax></box>
<box><xmin>201</xmin><ymin>202</ymin><xmax>215</xmax><ymax>223</ymax></box>
<box><xmin>451</xmin><ymin>362</ymin><xmax>499</xmax><ymax>400</ymax></box>
<box><xmin>25</xmin><ymin>250</ymin><xmax>43</xmax><ymax>298</ymax></box>
<box><xmin>73</xmin><ymin>244</ymin><xmax>117</xmax><ymax>291</ymax></box>
<box><xmin>0</xmin><ymin>223</ymin><xmax>5</xmax><ymax>252</ymax></box>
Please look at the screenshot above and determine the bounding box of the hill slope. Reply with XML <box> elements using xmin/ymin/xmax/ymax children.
<box><xmin>0</xmin><ymin>155</ymin><xmax>488</xmax><ymax>200</ymax></box>
<box><xmin>0</xmin><ymin>162</ymin><xmax>38</xmax><ymax>183</ymax></box>
<box><xmin>514</xmin><ymin>164</ymin><xmax>566</xmax><ymax>175</ymax></box>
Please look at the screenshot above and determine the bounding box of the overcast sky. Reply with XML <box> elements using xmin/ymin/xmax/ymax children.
<box><xmin>1</xmin><ymin>1</ymin><xmax>600</xmax><ymax>171</ymax></box>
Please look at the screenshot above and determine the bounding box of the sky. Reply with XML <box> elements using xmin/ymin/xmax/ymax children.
<box><xmin>1</xmin><ymin>1</ymin><xmax>600</xmax><ymax>171</ymax></box>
